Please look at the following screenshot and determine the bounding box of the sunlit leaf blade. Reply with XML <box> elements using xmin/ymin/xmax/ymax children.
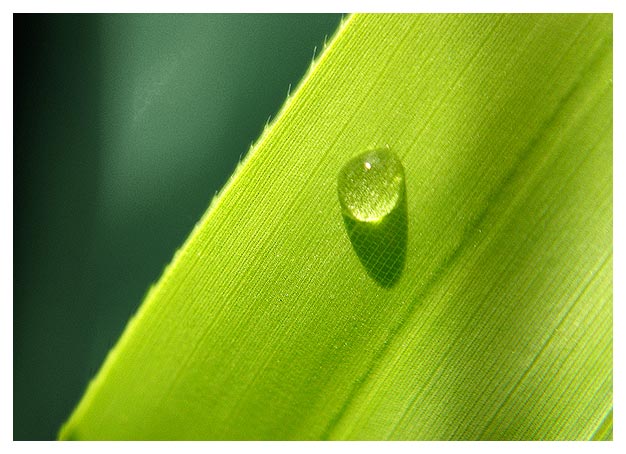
<box><xmin>59</xmin><ymin>13</ymin><xmax>612</xmax><ymax>440</ymax></box>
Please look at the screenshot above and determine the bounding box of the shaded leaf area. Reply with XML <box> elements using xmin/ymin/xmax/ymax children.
<box><xmin>60</xmin><ymin>14</ymin><xmax>612</xmax><ymax>440</ymax></box>
<box><xmin>342</xmin><ymin>194</ymin><xmax>408</xmax><ymax>288</ymax></box>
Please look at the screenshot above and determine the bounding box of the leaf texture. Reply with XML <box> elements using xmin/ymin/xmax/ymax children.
<box><xmin>60</xmin><ymin>14</ymin><xmax>612</xmax><ymax>440</ymax></box>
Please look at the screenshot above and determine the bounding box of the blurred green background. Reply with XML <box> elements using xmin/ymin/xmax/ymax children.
<box><xmin>14</xmin><ymin>13</ymin><xmax>343</xmax><ymax>440</ymax></box>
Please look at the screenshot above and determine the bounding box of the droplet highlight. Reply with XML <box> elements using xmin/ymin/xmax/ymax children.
<box><xmin>338</xmin><ymin>148</ymin><xmax>408</xmax><ymax>287</ymax></box>
<box><xmin>338</xmin><ymin>148</ymin><xmax>405</xmax><ymax>223</ymax></box>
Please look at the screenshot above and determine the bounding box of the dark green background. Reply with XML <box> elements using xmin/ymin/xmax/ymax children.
<box><xmin>14</xmin><ymin>13</ymin><xmax>342</xmax><ymax>440</ymax></box>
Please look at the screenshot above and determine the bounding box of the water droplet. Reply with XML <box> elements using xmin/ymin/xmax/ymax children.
<box><xmin>338</xmin><ymin>148</ymin><xmax>405</xmax><ymax>223</ymax></box>
<box><xmin>338</xmin><ymin>148</ymin><xmax>408</xmax><ymax>288</ymax></box>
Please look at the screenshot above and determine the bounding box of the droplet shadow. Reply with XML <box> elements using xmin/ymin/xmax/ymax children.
<box><xmin>342</xmin><ymin>189</ymin><xmax>408</xmax><ymax>288</ymax></box>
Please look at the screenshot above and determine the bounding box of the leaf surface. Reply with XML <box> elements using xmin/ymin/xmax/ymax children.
<box><xmin>60</xmin><ymin>13</ymin><xmax>612</xmax><ymax>440</ymax></box>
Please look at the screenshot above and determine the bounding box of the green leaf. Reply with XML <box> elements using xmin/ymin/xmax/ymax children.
<box><xmin>59</xmin><ymin>13</ymin><xmax>612</xmax><ymax>440</ymax></box>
